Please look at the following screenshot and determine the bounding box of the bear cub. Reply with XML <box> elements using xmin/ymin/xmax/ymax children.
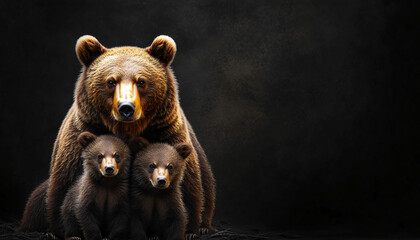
<box><xmin>61</xmin><ymin>132</ymin><xmax>130</xmax><ymax>240</ymax></box>
<box><xmin>130</xmin><ymin>138</ymin><xmax>192</xmax><ymax>240</ymax></box>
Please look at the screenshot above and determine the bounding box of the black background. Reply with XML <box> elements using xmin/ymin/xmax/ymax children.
<box><xmin>0</xmin><ymin>0</ymin><xmax>419</xmax><ymax>236</ymax></box>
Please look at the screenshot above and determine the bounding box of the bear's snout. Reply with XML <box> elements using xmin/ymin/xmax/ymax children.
<box><xmin>100</xmin><ymin>156</ymin><xmax>119</xmax><ymax>177</ymax></box>
<box><xmin>104</xmin><ymin>165</ymin><xmax>115</xmax><ymax>175</ymax></box>
<box><xmin>151</xmin><ymin>167</ymin><xmax>170</xmax><ymax>189</ymax></box>
<box><xmin>111</xmin><ymin>80</ymin><xmax>142</xmax><ymax>122</ymax></box>
<box><xmin>156</xmin><ymin>177</ymin><xmax>167</xmax><ymax>188</ymax></box>
<box><xmin>118</xmin><ymin>102</ymin><xmax>135</xmax><ymax>119</ymax></box>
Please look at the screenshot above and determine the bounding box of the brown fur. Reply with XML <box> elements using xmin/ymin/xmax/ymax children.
<box><xmin>130</xmin><ymin>141</ymin><xmax>192</xmax><ymax>240</ymax></box>
<box><xmin>61</xmin><ymin>133</ymin><xmax>130</xmax><ymax>240</ymax></box>
<box><xmin>44</xmin><ymin>35</ymin><xmax>215</xmax><ymax>237</ymax></box>
<box><xmin>18</xmin><ymin>180</ymin><xmax>49</xmax><ymax>232</ymax></box>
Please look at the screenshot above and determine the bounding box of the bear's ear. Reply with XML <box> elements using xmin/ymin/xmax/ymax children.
<box><xmin>78</xmin><ymin>132</ymin><xmax>97</xmax><ymax>148</ymax></box>
<box><xmin>75</xmin><ymin>35</ymin><xmax>107</xmax><ymax>67</ymax></box>
<box><xmin>174</xmin><ymin>143</ymin><xmax>193</xmax><ymax>160</ymax></box>
<box><xmin>128</xmin><ymin>136</ymin><xmax>150</xmax><ymax>153</ymax></box>
<box><xmin>146</xmin><ymin>35</ymin><xmax>176</xmax><ymax>66</ymax></box>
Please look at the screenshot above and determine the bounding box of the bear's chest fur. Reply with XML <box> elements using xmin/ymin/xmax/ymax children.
<box><xmin>139</xmin><ymin>193</ymin><xmax>173</xmax><ymax>230</ymax></box>
<box><xmin>93</xmin><ymin>184</ymin><xmax>125</xmax><ymax>218</ymax></box>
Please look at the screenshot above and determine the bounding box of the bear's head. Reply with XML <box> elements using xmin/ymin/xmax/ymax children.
<box><xmin>78</xmin><ymin>132</ymin><xmax>130</xmax><ymax>180</ymax></box>
<box><xmin>131</xmin><ymin>138</ymin><xmax>192</xmax><ymax>190</ymax></box>
<box><xmin>75</xmin><ymin>35</ymin><xmax>178</xmax><ymax>137</ymax></box>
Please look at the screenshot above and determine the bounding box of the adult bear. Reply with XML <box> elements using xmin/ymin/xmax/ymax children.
<box><xmin>46</xmin><ymin>35</ymin><xmax>215</xmax><ymax>238</ymax></box>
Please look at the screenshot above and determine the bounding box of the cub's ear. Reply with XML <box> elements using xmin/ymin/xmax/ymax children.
<box><xmin>174</xmin><ymin>143</ymin><xmax>193</xmax><ymax>160</ymax></box>
<box><xmin>78</xmin><ymin>132</ymin><xmax>97</xmax><ymax>148</ymax></box>
<box><xmin>146</xmin><ymin>35</ymin><xmax>176</xmax><ymax>66</ymax></box>
<box><xmin>75</xmin><ymin>35</ymin><xmax>107</xmax><ymax>67</ymax></box>
<box><xmin>128</xmin><ymin>136</ymin><xmax>150</xmax><ymax>153</ymax></box>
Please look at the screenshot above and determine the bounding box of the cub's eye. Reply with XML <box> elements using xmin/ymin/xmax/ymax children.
<box><xmin>149</xmin><ymin>163</ymin><xmax>156</xmax><ymax>169</ymax></box>
<box><xmin>137</xmin><ymin>78</ymin><xmax>146</xmax><ymax>88</ymax></box>
<box><xmin>97</xmin><ymin>154</ymin><xmax>104</xmax><ymax>162</ymax></box>
<box><xmin>107</xmin><ymin>77</ymin><xmax>117</xmax><ymax>88</ymax></box>
<box><xmin>114</xmin><ymin>153</ymin><xmax>120</xmax><ymax>163</ymax></box>
<box><xmin>167</xmin><ymin>165</ymin><xmax>173</xmax><ymax>170</ymax></box>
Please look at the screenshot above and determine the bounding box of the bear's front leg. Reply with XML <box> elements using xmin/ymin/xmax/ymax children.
<box><xmin>62</xmin><ymin>202</ymin><xmax>83</xmax><ymax>240</ymax></box>
<box><xmin>108</xmin><ymin>207</ymin><xmax>129</xmax><ymax>240</ymax></box>
<box><xmin>159</xmin><ymin>209</ymin><xmax>186</xmax><ymax>240</ymax></box>
<box><xmin>128</xmin><ymin>214</ymin><xmax>148</xmax><ymax>240</ymax></box>
<box><xmin>180</xmin><ymin>160</ymin><xmax>203</xmax><ymax>238</ymax></box>
<box><xmin>46</xmin><ymin>175</ymin><xmax>70</xmax><ymax>238</ymax></box>
<box><xmin>47</xmin><ymin>122</ymin><xmax>85</xmax><ymax>238</ymax></box>
<box><xmin>77</xmin><ymin>206</ymin><xmax>102</xmax><ymax>240</ymax></box>
<box><xmin>188</xmin><ymin>127</ymin><xmax>216</xmax><ymax>233</ymax></box>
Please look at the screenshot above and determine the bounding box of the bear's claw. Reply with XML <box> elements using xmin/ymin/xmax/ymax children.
<box><xmin>199</xmin><ymin>227</ymin><xmax>209</xmax><ymax>235</ymax></box>
<box><xmin>67</xmin><ymin>237</ymin><xmax>82</xmax><ymax>240</ymax></box>
<box><xmin>185</xmin><ymin>233</ymin><xmax>199</xmax><ymax>240</ymax></box>
<box><xmin>44</xmin><ymin>232</ymin><xmax>58</xmax><ymax>240</ymax></box>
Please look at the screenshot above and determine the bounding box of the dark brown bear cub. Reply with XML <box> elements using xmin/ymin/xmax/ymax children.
<box><xmin>130</xmin><ymin>139</ymin><xmax>192</xmax><ymax>240</ymax></box>
<box><xmin>61</xmin><ymin>132</ymin><xmax>130</xmax><ymax>240</ymax></box>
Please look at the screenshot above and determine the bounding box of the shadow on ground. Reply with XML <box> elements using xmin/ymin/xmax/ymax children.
<box><xmin>2</xmin><ymin>220</ymin><xmax>419</xmax><ymax>240</ymax></box>
<box><xmin>0</xmin><ymin>220</ymin><xmax>292</xmax><ymax>240</ymax></box>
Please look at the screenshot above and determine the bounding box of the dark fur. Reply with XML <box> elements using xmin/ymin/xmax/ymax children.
<box><xmin>130</xmin><ymin>142</ymin><xmax>192</xmax><ymax>240</ymax></box>
<box><xmin>61</xmin><ymin>133</ymin><xmax>130</xmax><ymax>240</ymax></box>
<box><xmin>18</xmin><ymin>180</ymin><xmax>49</xmax><ymax>232</ymax></box>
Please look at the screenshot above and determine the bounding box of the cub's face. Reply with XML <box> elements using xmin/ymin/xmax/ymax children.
<box><xmin>78</xmin><ymin>132</ymin><xmax>130</xmax><ymax>178</ymax></box>
<box><xmin>133</xmin><ymin>142</ymin><xmax>192</xmax><ymax>190</ymax></box>
<box><xmin>75</xmin><ymin>35</ymin><xmax>176</xmax><ymax>131</ymax></box>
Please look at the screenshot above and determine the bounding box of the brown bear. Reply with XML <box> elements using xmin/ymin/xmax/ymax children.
<box><xmin>18</xmin><ymin>179</ymin><xmax>49</xmax><ymax>232</ymax></box>
<box><xmin>61</xmin><ymin>132</ymin><xmax>131</xmax><ymax>240</ymax></box>
<box><xmin>43</xmin><ymin>35</ymin><xmax>215</xmax><ymax>238</ymax></box>
<box><xmin>129</xmin><ymin>138</ymin><xmax>192</xmax><ymax>240</ymax></box>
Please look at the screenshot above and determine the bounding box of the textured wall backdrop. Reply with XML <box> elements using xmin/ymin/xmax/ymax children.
<box><xmin>0</xmin><ymin>0</ymin><xmax>419</xmax><ymax>234</ymax></box>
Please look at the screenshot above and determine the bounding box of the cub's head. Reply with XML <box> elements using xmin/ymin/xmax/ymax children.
<box><xmin>78</xmin><ymin>132</ymin><xmax>130</xmax><ymax>179</ymax></box>
<box><xmin>75</xmin><ymin>35</ymin><xmax>177</xmax><ymax>137</ymax></box>
<box><xmin>131</xmin><ymin>138</ymin><xmax>192</xmax><ymax>190</ymax></box>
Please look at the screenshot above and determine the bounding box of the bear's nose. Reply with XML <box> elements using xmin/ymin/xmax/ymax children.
<box><xmin>118</xmin><ymin>102</ymin><xmax>135</xmax><ymax>118</ymax></box>
<box><xmin>157</xmin><ymin>177</ymin><xmax>166</xmax><ymax>187</ymax></box>
<box><xmin>104</xmin><ymin>166</ymin><xmax>114</xmax><ymax>175</ymax></box>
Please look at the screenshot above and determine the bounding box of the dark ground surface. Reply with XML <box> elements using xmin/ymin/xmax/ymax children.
<box><xmin>1</xmin><ymin>220</ymin><xmax>419</xmax><ymax>240</ymax></box>
<box><xmin>0</xmin><ymin>221</ymin><xmax>292</xmax><ymax>240</ymax></box>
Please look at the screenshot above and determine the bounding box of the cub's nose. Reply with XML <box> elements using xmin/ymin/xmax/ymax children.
<box><xmin>157</xmin><ymin>177</ymin><xmax>167</xmax><ymax>187</ymax></box>
<box><xmin>118</xmin><ymin>102</ymin><xmax>135</xmax><ymax>118</ymax></box>
<box><xmin>104</xmin><ymin>166</ymin><xmax>115</xmax><ymax>175</ymax></box>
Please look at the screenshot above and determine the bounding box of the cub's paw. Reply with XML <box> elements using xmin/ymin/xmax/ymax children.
<box><xmin>185</xmin><ymin>233</ymin><xmax>199</xmax><ymax>240</ymax></box>
<box><xmin>66</xmin><ymin>237</ymin><xmax>82</xmax><ymax>240</ymax></box>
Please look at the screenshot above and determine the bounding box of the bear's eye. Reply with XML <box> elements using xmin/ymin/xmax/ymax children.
<box><xmin>149</xmin><ymin>163</ymin><xmax>156</xmax><ymax>169</ymax></box>
<box><xmin>137</xmin><ymin>78</ymin><xmax>146</xmax><ymax>88</ymax></box>
<box><xmin>97</xmin><ymin>154</ymin><xmax>104</xmax><ymax>162</ymax></box>
<box><xmin>114</xmin><ymin>153</ymin><xmax>120</xmax><ymax>163</ymax></box>
<box><xmin>167</xmin><ymin>165</ymin><xmax>173</xmax><ymax>171</ymax></box>
<box><xmin>107</xmin><ymin>77</ymin><xmax>117</xmax><ymax>89</ymax></box>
